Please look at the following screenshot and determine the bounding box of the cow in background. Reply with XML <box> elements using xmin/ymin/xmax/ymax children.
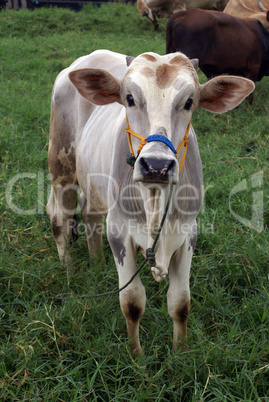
<box><xmin>224</xmin><ymin>0</ymin><xmax>269</xmax><ymax>30</ymax></box>
<box><xmin>47</xmin><ymin>49</ymin><xmax>254</xmax><ymax>357</ymax></box>
<box><xmin>166</xmin><ymin>8</ymin><xmax>269</xmax><ymax>103</ymax></box>
<box><xmin>137</xmin><ymin>0</ymin><xmax>228</xmax><ymax>29</ymax></box>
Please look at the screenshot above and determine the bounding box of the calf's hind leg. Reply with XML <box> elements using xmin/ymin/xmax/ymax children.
<box><xmin>79</xmin><ymin>193</ymin><xmax>105</xmax><ymax>261</ymax></box>
<box><xmin>46</xmin><ymin>182</ymin><xmax>78</xmax><ymax>262</ymax></box>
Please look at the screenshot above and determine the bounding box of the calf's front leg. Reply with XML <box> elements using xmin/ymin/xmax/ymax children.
<box><xmin>108</xmin><ymin>229</ymin><xmax>146</xmax><ymax>357</ymax></box>
<box><xmin>167</xmin><ymin>235</ymin><xmax>194</xmax><ymax>351</ymax></box>
<box><xmin>119</xmin><ymin>282</ymin><xmax>146</xmax><ymax>358</ymax></box>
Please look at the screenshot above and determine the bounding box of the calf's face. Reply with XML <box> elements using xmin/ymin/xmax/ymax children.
<box><xmin>69</xmin><ymin>52</ymin><xmax>255</xmax><ymax>187</ymax></box>
<box><xmin>122</xmin><ymin>53</ymin><xmax>199</xmax><ymax>186</ymax></box>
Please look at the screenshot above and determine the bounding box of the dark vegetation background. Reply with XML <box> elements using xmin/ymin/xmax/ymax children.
<box><xmin>0</xmin><ymin>3</ymin><xmax>268</xmax><ymax>400</ymax></box>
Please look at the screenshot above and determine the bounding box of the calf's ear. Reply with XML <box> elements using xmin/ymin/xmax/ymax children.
<box><xmin>69</xmin><ymin>68</ymin><xmax>121</xmax><ymax>105</ymax></box>
<box><xmin>199</xmin><ymin>76</ymin><xmax>255</xmax><ymax>113</ymax></box>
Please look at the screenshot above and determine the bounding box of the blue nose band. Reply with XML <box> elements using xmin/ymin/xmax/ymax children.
<box><xmin>125</xmin><ymin>117</ymin><xmax>191</xmax><ymax>172</ymax></box>
<box><xmin>146</xmin><ymin>135</ymin><xmax>177</xmax><ymax>155</ymax></box>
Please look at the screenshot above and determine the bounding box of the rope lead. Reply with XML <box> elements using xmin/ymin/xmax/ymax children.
<box><xmin>94</xmin><ymin>184</ymin><xmax>174</xmax><ymax>298</ymax></box>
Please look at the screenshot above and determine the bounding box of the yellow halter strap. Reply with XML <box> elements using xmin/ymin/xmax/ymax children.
<box><xmin>125</xmin><ymin>117</ymin><xmax>191</xmax><ymax>173</ymax></box>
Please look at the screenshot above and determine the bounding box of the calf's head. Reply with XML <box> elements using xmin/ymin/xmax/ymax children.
<box><xmin>69</xmin><ymin>52</ymin><xmax>254</xmax><ymax>187</ymax></box>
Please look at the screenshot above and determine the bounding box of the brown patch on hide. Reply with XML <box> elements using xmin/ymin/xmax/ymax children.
<box><xmin>141</xmin><ymin>54</ymin><xmax>157</xmax><ymax>63</ymax></box>
<box><xmin>53</xmin><ymin>182</ymin><xmax>78</xmax><ymax>212</ymax></box>
<box><xmin>108</xmin><ymin>234</ymin><xmax>126</xmax><ymax>266</ymax></box>
<box><xmin>169</xmin><ymin>55</ymin><xmax>198</xmax><ymax>82</ymax></box>
<box><xmin>177</xmin><ymin>300</ymin><xmax>190</xmax><ymax>323</ymax></box>
<box><xmin>141</xmin><ymin>67</ymin><xmax>155</xmax><ymax>78</ymax></box>
<box><xmin>58</xmin><ymin>145</ymin><xmax>76</xmax><ymax>171</ymax></box>
<box><xmin>52</xmin><ymin>216</ymin><xmax>61</xmax><ymax>239</ymax></box>
<box><xmin>48</xmin><ymin>109</ymin><xmax>76</xmax><ymax>181</ymax></box>
<box><xmin>126</xmin><ymin>302</ymin><xmax>142</xmax><ymax>322</ymax></box>
<box><xmin>169</xmin><ymin>55</ymin><xmax>187</xmax><ymax>65</ymax></box>
<box><xmin>156</xmin><ymin>64</ymin><xmax>179</xmax><ymax>89</ymax></box>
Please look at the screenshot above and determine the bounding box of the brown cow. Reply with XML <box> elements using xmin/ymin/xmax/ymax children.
<box><xmin>224</xmin><ymin>0</ymin><xmax>269</xmax><ymax>30</ymax></box>
<box><xmin>166</xmin><ymin>9</ymin><xmax>269</xmax><ymax>86</ymax></box>
<box><xmin>137</xmin><ymin>0</ymin><xmax>228</xmax><ymax>29</ymax></box>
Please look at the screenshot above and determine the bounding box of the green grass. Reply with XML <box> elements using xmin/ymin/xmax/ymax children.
<box><xmin>0</xmin><ymin>4</ymin><xmax>269</xmax><ymax>400</ymax></box>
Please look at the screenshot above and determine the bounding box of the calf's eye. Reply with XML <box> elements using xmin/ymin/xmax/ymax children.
<box><xmin>127</xmin><ymin>94</ymin><xmax>135</xmax><ymax>107</ymax></box>
<box><xmin>184</xmin><ymin>98</ymin><xmax>193</xmax><ymax>111</ymax></box>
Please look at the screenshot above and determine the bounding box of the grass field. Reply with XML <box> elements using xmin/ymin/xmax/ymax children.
<box><xmin>0</xmin><ymin>3</ymin><xmax>268</xmax><ymax>400</ymax></box>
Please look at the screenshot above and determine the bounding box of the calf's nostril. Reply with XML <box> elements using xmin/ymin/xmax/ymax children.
<box><xmin>139</xmin><ymin>158</ymin><xmax>176</xmax><ymax>180</ymax></box>
<box><xmin>140</xmin><ymin>157</ymin><xmax>151</xmax><ymax>174</ymax></box>
<box><xmin>163</xmin><ymin>160</ymin><xmax>175</xmax><ymax>175</ymax></box>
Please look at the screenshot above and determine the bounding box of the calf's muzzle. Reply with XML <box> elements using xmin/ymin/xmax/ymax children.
<box><xmin>139</xmin><ymin>157</ymin><xmax>176</xmax><ymax>183</ymax></box>
<box><xmin>125</xmin><ymin>118</ymin><xmax>191</xmax><ymax>179</ymax></box>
